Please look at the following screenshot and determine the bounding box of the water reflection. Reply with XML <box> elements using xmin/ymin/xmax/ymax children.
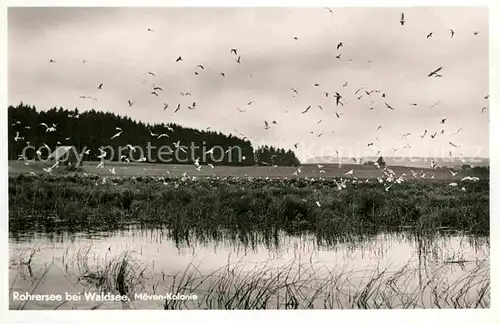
<box><xmin>9</xmin><ymin>226</ymin><xmax>490</xmax><ymax>310</ymax></box>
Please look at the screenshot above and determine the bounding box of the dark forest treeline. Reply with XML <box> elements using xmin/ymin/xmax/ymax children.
<box><xmin>8</xmin><ymin>103</ymin><xmax>300</xmax><ymax>166</ymax></box>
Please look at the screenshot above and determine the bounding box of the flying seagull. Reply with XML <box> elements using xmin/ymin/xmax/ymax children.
<box><xmin>163</xmin><ymin>103</ymin><xmax>168</xmax><ymax>111</ymax></box>
<box><xmin>236</xmin><ymin>56</ymin><xmax>241</xmax><ymax>64</ymax></box>
<box><xmin>385</xmin><ymin>102</ymin><xmax>395</xmax><ymax>110</ymax></box>
<box><xmin>337</xmin><ymin>42</ymin><xmax>343</xmax><ymax>50</ymax></box>
<box><xmin>231</xmin><ymin>48</ymin><xmax>238</xmax><ymax>55</ymax></box>
<box><xmin>97</xmin><ymin>83</ymin><xmax>103</xmax><ymax>90</ymax></box>
<box><xmin>301</xmin><ymin>105</ymin><xmax>312</xmax><ymax>114</ymax></box>
<box><xmin>428</xmin><ymin>66</ymin><xmax>443</xmax><ymax>77</ymax></box>
<box><xmin>426</xmin><ymin>32</ymin><xmax>433</xmax><ymax>38</ymax></box>
<box><xmin>440</xmin><ymin>118</ymin><xmax>447</xmax><ymax>124</ymax></box>
<box><xmin>264</xmin><ymin>121</ymin><xmax>270</xmax><ymax>130</ymax></box>
<box><xmin>128</xmin><ymin>100</ymin><xmax>134</xmax><ymax>107</ymax></box>
<box><xmin>175</xmin><ymin>104</ymin><xmax>181</xmax><ymax>113</ymax></box>
<box><xmin>176</xmin><ymin>56</ymin><xmax>182</xmax><ymax>62</ymax></box>
<box><xmin>334</xmin><ymin>92</ymin><xmax>342</xmax><ymax>106</ymax></box>
<box><xmin>111</xmin><ymin>127</ymin><xmax>123</xmax><ymax>139</ymax></box>
<box><xmin>450</xmin><ymin>29</ymin><xmax>455</xmax><ymax>38</ymax></box>
<box><xmin>325</xmin><ymin>7</ymin><xmax>333</xmax><ymax>18</ymax></box>
<box><xmin>147</xmin><ymin>71</ymin><xmax>156</xmax><ymax>76</ymax></box>
<box><xmin>400</xmin><ymin>12</ymin><xmax>405</xmax><ymax>25</ymax></box>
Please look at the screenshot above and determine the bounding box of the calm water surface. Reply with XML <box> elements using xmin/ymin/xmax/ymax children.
<box><xmin>9</xmin><ymin>226</ymin><xmax>490</xmax><ymax>310</ymax></box>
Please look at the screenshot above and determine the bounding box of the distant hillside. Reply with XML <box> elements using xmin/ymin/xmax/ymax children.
<box><xmin>306</xmin><ymin>156</ymin><xmax>490</xmax><ymax>168</ymax></box>
<box><xmin>8</xmin><ymin>103</ymin><xmax>299</xmax><ymax>166</ymax></box>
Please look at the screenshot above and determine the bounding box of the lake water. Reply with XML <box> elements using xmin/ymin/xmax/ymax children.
<box><xmin>8</xmin><ymin>226</ymin><xmax>490</xmax><ymax>310</ymax></box>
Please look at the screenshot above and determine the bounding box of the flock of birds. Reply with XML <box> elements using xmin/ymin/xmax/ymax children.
<box><xmin>13</xmin><ymin>9</ymin><xmax>488</xmax><ymax>193</ymax></box>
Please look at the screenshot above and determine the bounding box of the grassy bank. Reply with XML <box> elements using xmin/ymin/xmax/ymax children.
<box><xmin>8</xmin><ymin>174</ymin><xmax>489</xmax><ymax>245</ymax></box>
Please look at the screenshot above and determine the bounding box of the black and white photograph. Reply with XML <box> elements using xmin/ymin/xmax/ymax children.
<box><xmin>1</xmin><ymin>2</ymin><xmax>496</xmax><ymax>323</ymax></box>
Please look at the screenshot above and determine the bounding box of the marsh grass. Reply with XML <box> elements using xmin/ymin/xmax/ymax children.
<box><xmin>10</xmin><ymin>246</ymin><xmax>490</xmax><ymax>310</ymax></box>
<box><xmin>68</xmin><ymin>246</ymin><xmax>148</xmax><ymax>301</ymax></box>
<box><xmin>9</xmin><ymin>175</ymin><xmax>490</xmax><ymax>247</ymax></box>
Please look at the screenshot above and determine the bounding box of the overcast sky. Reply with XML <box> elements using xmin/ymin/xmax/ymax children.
<box><xmin>8</xmin><ymin>7</ymin><xmax>489</xmax><ymax>161</ymax></box>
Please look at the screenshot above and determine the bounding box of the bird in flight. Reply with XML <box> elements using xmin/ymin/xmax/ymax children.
<box><xmin>385</xmin><ymin>102</ymin><xmax>395</xmax><ymax>110</ymax></box>
<box><xmin>450</xmin><ymin>29</ymin><xmax>455</xmax><ymax>38</ymax></box>
<box><xmin>111</xmin><ymin>127</ymin><xmax>123</xmax><ymax>140</ymax></box>
<box><xmin>473</xmin><ymin>31</ymin><xmax>479</xmax><ymax>35</ymax></box>
<box><xmin>454</xmin><ymin>127</ymin><xmax>463</xmax><ymax>135</ymax></box>
<box><xmin>337</xmin><ymin>42</ymin><xmax>343</xmax><ymax>50</ymax></box>
<box><xmin>301</xmin><ymin>105</ymin><xmax>312</xmax><ymax>114</ymax></box>
<box><xmin>354</xmin><ymin>87</ymin><xmax>365</xmax><ymax>95</ymax></box>
<box><xmin>40</xmin><ymin>123</ymin><xmax>57</xmax><ymax>132</ymax></box>
<box><xmin>147</xmin><ymin>72</ymin><xmax>156</xmax><ymax>76</ymax></box>
<box><xmin>400</xmin><ymin>12</ymin><xmax>405</xmax><ymax>25</ymax></box>
<box><xmin>430</xmin><ymin>101</ymin><xmax>441</xmax><ymax>108</ymax></box>
<box><xmin>401</xmin><ymin>133</ymin><xmax>411</xmax><ymax>140</ymax></box>
<box><xmin>231</xmin><ymin>48</ymin><xmax>238</xmax><ymax>55</ymax></box>
<box><xmin>430</xmin><ymin>132</ymin><xmax>438</xmax><ymax>139</ymax></box>
<box><xmin>128</xmin><ymin>100</ymin><xmax>134</xmax><ymax>107</ymax></box>
<box><xmin>163</xmin><ymin>103</ymin><xmax>169</xmax><ymax>111</ymax></box>
<box><xmin>97</xmin><ymin>83</ymin><xmax>103</xmax><ymax>90</ymax></box>
<box><xmin>325</xmin><ymin>7</ymin><xmax>333</xmax><ymax>18</ymax></box>
<box><xmin>147</xmin><ymin>28</ymin><xmax>155</xmax><ymax>32</ymax></box>
<box><xmin>334</xmin><ymin>92</ymin><xmax>343</xmax><ymax>106</ymax></box>
<box><xmin>197</xmin><ymin>65</ymin><xmax>204</xmax><ymax>70</ymax></box>
<box><xmin>236</xmin><ymin>56</ymin><xmax>241</xmax><ymax>64</ymax></box>
<box><xmin>175</xmin><ymin>104</ymin><xmax>181</xmax><ymax>113</ymax></box>
<box><xmin>294</xmin><ymin>143</ymin><xmax>299</xmax><ymax>149</ymax></box>
<box><xmin>264</xmin><ymin>121</ymin><xmax>270</xmax><ymax>130</ymax></box>
<box><xmin>342</xmin><ymin>81</ymin><xmax>348</xmax><ymax>87</ymax></box>
<box><xmin>176</xmin><ymin>56</ymin><xmax>183</xmax><ymax>62</ymax></box>
<box><xmin>426</xmin><ymin>32</ymin><xmax>433</xmax><ymax>38</ymax></box>
<box><xmin>481</xmin><ymin>107</ymin><xmax>487</xmax><ymax>113</ymax></box>
<box><xmin>428</xmin><ymin>66</ymin><xmax>443</xmax><ymax>77</ymax></box>
<box><xmin>153</xmin><ymin>86</ymin><xmax>163</xmax><ymax>91</ymax></box>
<box><xmin>335</xmin><ymin>53</ymin><xmax>342</xmax><ymax>59</ymax></box>
<box><xmin>421</xmin><ymin>130</ymin><xmax>428</xmax><ymax>138</ymax></box>
<box><xmin>377</xmin><ymin>126</ymin><xmax>383</xmax><ymax>131</ymax></box>
<box><xmin>440</xmin><ymin>118</ymin><xmax>447</xmax><ymax>124</ymax></box>
<box><xmin>291</xmin><ymin>88</ymin><xmax>299</xmax><ymax>96</ymax></box>
<box><xmin>335</xmin><ymin>112</ymin><xmax>343</xmax><ymax>119</ymax></box>
<box><xmin>151</xmin><ymin>91</ymin><xmax>159</xmax><ymax>96</ymax></box>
